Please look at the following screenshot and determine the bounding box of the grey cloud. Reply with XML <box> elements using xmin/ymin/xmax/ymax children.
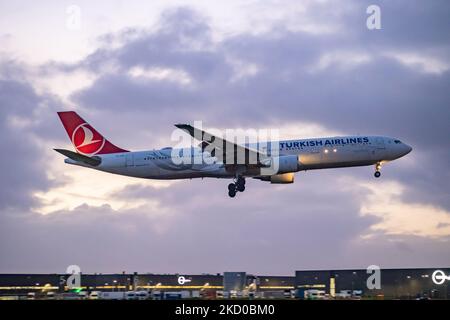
<box><xmin>2</xmin><ymin>173</ymin><xmax>449</xmax><ymax>274</ymax></box>
<box><xmin>0</xmin><ymin>73</ymin><xmax>64</xmax><ymax>210</ymax></box>
<box><xmin>0</xmin><ymin>172</ymin><xmax>380</xmax><ymax>274</ymax></box>
<box><xmin>69</xmin><ymin>6</ymin><xmax>450</xmax><ymax>143</ymax></box>
<box><xmin>67</xmin><ymin>5</ymin><xmax>450</xmax><ymax>209</ymax></box>
<box><xmin>363</xmin><ymin>0</ymin><xmax>450</xmax><ymax>49</ymax></box>
<box><xmin>72</xmin><ymin>74</ymin><xmax>203</xmax><ymax>114</ymax></box>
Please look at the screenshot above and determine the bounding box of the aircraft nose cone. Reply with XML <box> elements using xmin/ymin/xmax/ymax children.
<box><xmin>404</xmin><ymin>144</ymin><xmax>412</xmax><ymax>155</ymax></box>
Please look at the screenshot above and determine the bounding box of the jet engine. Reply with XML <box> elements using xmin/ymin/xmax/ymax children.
<box><xmin>256</xmin><ymin>172</ymin><xmax>295</xmax><ymax>184</ymax></box>
<box><xmin>260</xmin><ymin>155</ymin><xmax>299</xmax><ymax>174</ymax></box>
<box><xmin>269</xmin><ymin>172</ymin><xmax>295</xmax><ymax>184</ymax></box>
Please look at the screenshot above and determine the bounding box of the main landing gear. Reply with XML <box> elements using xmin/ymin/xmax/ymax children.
<box><xmin>374</xmin><ymin>162</ymin><xmax>382</xmax><ymax>178</ymax></box>
<box><xmin>228</xmin><ymin>176</ymin><xmax>246</xmax><ymax>198</ymax></box>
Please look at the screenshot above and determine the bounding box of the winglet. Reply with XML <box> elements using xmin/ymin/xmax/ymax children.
<box><xmin>174</xmin><ymin>123</ymin><xmax>195</xmax><ymax>137</ymax></box>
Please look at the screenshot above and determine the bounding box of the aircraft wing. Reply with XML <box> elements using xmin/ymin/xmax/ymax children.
<box><xmin>175</xmin><ymin>124</ymin><xmax>269</xmax><ymax>167</ymax></box>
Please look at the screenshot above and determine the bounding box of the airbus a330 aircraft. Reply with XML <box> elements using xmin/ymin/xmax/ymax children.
<box><xmin>55</xmin><ymin>111</ymin><xmax>412</xmax><ymax>198</ymax></box>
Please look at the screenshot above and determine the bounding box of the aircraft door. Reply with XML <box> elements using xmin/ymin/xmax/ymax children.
<box><xmin>126</xmin><ymin>153</ymin><xmax>134</xmax><ymax>167</ymax></box>
<box><xmin>371</xmin><ymin>137</ymin><xmax>386</xmax><ymax>160</ymax></box>
<box><xmin>375</xmin><ymin>137</ymin><xmax>385</xmax><ymax>149</ymax></box>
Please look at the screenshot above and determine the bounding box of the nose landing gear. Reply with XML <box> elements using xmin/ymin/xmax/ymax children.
<box><xmin>374</xmin><ymin>162</ymin><xmax>382</xmax><ymax>178</ymax></box>
<box><xmin>228</xmin><ymin>176</ymin><xmax>246</xmax><ymax>198</ymax></box>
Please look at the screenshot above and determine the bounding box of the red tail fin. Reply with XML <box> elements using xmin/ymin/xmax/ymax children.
<box><xmin>57</xmin><ymin>111</ymin><xmax>128</xmax><ymax>155</ymax></box>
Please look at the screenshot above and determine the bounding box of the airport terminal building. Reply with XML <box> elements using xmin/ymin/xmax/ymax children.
<box><xmin>295</xmin><ymin>268</ymin><xmax>450</xmax><ymax>299</ymax></box>
<box><xmin>0</xmin><ymin>268</ymin><xmax>448</xmax><ymax>299</ymax></box>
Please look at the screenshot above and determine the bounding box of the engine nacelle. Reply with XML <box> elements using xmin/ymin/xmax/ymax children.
<box><xmin>255</xmin><ymin>155</ymin><xmax>298</xmax><ymax>183</ymax></box>
<box><xmin>269</xmin><ymin>155</ymin><xmax>299</xmax><ymax>174</ymax></box>
<box><xmin>257</xmin><ymin>172</ymin><xmax>295</xmax><ymax>184</ymax></box>
<box><xmin>270</xmin><ymin>172</ymin><xmax>295</xmax><ymax>184</ymax></box>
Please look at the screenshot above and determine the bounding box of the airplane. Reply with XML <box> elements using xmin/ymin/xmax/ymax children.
<box><xmin>55</xmin><ymin>111</ymin><xmax>412</xmax><ymax>198</ymax></box>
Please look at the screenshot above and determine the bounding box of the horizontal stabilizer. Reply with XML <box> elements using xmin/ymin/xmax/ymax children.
<box><xmin>54</xmin><ymin>148</ymin><xmax>101</xmax><ymax>166</ymax></box>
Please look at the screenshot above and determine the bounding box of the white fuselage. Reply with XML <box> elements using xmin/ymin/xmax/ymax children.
<box><xmin>65</xmin><ymin>135</ymin><xmax>412</xmax><ymax>180</ymax></box>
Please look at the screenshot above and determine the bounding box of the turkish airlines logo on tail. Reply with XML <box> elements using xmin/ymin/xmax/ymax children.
<box><xmin>72</xmin><ymin>123</ymin><xmax>105</xmax><ymax>155</ymax></box>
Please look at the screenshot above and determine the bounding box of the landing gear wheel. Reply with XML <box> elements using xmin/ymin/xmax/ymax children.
<box><xmin>236</xmin><ymin>176</ymin><xmax>246</xmax><ymax>192</ymax></box>
<box><xmin>237</xmin><ymin>176</ymin><xmax>245</xmax><ymax>186</ymax></box>
<box><xmin>374</xmin><ymin>162</ymin><xmax>382</xmax><ymax>178</ymax></box>
<box><xmin>229</xmin><ymin>177</ymin><xmax>245</xmax><ymax>196</ymax></box>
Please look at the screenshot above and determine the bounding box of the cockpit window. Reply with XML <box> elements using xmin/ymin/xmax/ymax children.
<box><xmin>394</xmin><ymin>140</ymin><xmax>401</xmax><ymax>144</ymax></box>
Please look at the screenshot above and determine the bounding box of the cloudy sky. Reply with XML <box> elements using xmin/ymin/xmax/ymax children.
<box><xmin>0</xmin><ymin>0</ymin><xmax>449</xmax><ymax>275</ymax></box>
